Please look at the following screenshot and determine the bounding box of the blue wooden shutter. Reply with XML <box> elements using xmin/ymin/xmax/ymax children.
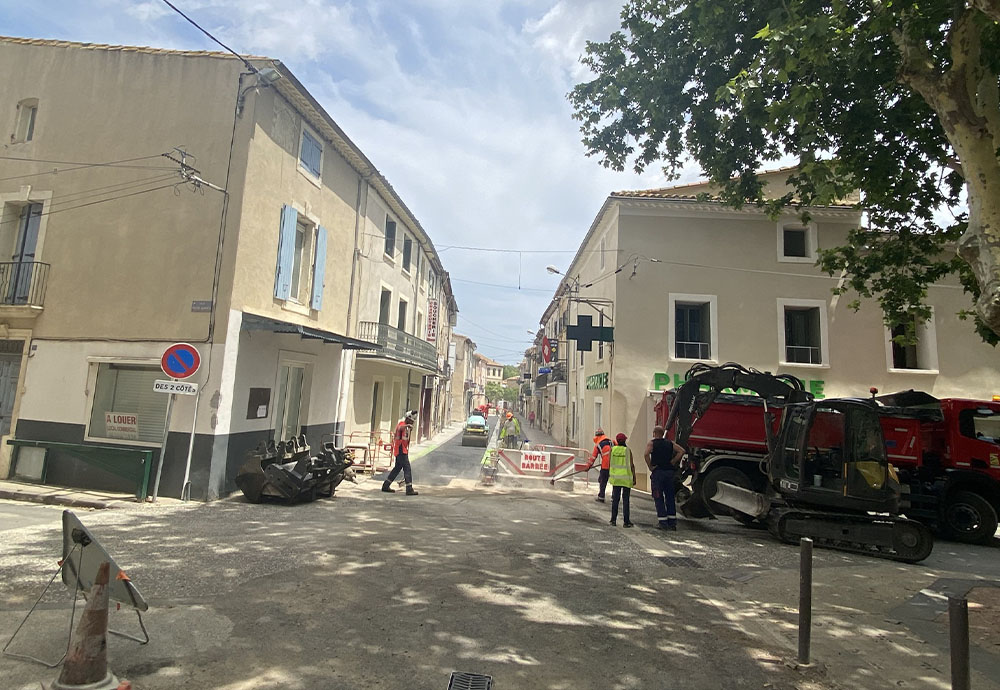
<box><xmin>274</xmin><ymin>204</ymin><xmax>297</xmax><ymax>300</ymax></box>
<box><xmin>310</xmin><ymin>225</ymin><xmax>327</xmax><ymax>310</ymax></box>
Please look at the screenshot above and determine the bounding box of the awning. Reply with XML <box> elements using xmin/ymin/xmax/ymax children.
<box><xmin>241</xmin><ymin>313</ymin><xmax>380</xmax><ymax>351</ymax></box>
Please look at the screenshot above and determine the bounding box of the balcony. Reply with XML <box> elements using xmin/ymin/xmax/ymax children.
<box><xmin>357</xmin><ymin>321</ymin><xmax>438</xmax><ymax>372</ymax></box>
<box><xmin>0</xmin><ymin>261</ymin><xmax>49</xmax><ymax>316</ymax></box>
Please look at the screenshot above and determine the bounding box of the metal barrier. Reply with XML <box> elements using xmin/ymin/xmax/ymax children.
<box><xmin>337</xmin><ymin>430</ymin><xmax>395</xmax><ymax>475</ymax></box>
<box><xmin>6</xmin><ymin>439</ymin><xmax>154</xmax><ymax>501</ymax></box>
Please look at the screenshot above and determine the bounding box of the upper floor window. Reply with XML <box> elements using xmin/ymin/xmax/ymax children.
<box><xmin>669</xmin><ymin>293</ymin><xmax>718</xmax><ymax>362</ymax></box>
<box><xmin>397</xmin><ymin>298</ymin><xmax>408</xmax><ymax>332</ymax></box>
<box><xmin>298</xmin><ymin>125</ymin><xmax>323</xmax><ymax>179</ymax></box>
<box><xmin>379</xmin><ymin>288</ymin><xmax>392</xmax><ymax>324</ymax></box>
<box><xmin>274</xmin><ymin>205</ymin><xmax>327</xmax><ymax>310</ymax></box>
<box><xmin>599</xmin><ymin>235</ymin><xmax>606</xmax><ymax>270</ymax></box>
<box><xmin>778</xmin><ymin>298</ymin><xmax>828</xmax><ymax>366</ymax></box>
<box><xmin>887</xmin><ymin>311</ymin><xmax>939</xmax><ymax>372</ymax></box>
<box><xmin>402</xmin><ymin>235</ymin><xmax>413</xmax><ymax>273</ymax></box>
<box><xmin>11</xmin><ymin>99</ymin><xmax>37</xmax><ymax>144</ymax></box>
<box><xmin>777</xmin><ymin>221</ymin><xmax>817</xmax><ymax>263</ymax></box>
<box><xmin>384</xmin><ymin>217</ymin><xmax>396</xmax><ymax>258</ymax></box>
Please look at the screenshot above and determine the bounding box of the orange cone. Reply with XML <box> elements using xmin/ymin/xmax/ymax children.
<box><xmin>49</xmin><ymin>561</ymin><xmax>122</xmax><ymax>690</ymax></box>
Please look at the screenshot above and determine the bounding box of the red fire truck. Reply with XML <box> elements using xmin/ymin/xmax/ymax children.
<box><xmin>656</xmin><ymin>385</ymin><xmax>1000</xmax><ymax>544</ymax></box>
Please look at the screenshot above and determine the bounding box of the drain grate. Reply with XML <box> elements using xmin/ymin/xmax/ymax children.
<box><xmin>658</xmin><ymin>556</ymin><xmax>703</xmax><ymax>568</ymax></box>
<box><xmin>448</xmin><ymin>672</ymin><xmax>493</xmax><ymax>689</ymax></box>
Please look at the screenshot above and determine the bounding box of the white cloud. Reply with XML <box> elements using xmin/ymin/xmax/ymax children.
<box><xmin>0</xmin><ymin>0</ymin><xmax>698</xmax><ymax>361</ymax></box>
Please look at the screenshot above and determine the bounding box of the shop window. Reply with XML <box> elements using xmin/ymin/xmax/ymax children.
<box><xmin>88</xmin><ymin>364</ymin><xmax>168</xmax><ymax>444</ymax></box>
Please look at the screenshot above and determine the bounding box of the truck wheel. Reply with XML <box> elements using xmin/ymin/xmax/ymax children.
<box><xmin>943</xmin><ymin>491</ymin><xmax>999</xmax><ymax>544</ymax></box>
<box><xmin>703</xmin><ymin>467</ymin><xmax>756</xmax><ymax>523</ymax></box>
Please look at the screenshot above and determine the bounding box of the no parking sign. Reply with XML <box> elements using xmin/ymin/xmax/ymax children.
<box><xmin>161</xmin><ymin>343</ymin><xmax>201</xmax><ymax>379</ymax></box>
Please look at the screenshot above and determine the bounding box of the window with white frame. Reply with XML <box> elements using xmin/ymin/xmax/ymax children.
<box><xmin>777</xmin><ymin>221</ymin><xmax>817</xmax><ymax>262</ymax></box>
<box><xmin>669</xmin><ymin>294</ymin><xmax>718</xmax><ymax>361</ymax></box>
<box><xmin>384</xmin><ymin>217</ymin><xmax>396</xmax><ymax>258</ymax></box>
<box><xmin>274</xmin><ymin>361</ymin><xmax>311</xmax><ymax>441</ymax></box>
<box><xmin>887</xmin><ymin>311</ymin><xmax>939</xmax><ymax>371</ymax></box>
<box><xmin>289</xmin><ymin>219</ymin><xmax>315</xmax><ymax>303</ymax></box>
<box><xmin>12</xmin><ymin>99</ymin><xmax>38</xmax><ymax>144</ymax></box>
<box><xmin>417</xmin><ymin>311</ymin><xmax>424</xmax><ymax>341</ymax></box>
<box><xmin>402</xmin><ymin>234</ymin><xmax>413</xmax><ymax>273</ymax></box>
<box><xmin>594</xmin><ymin>398</ymin><xmax>603</xmax><ymax>431</ymax></box>
<box><xmin>597</xmin><ymin>312</ymin><xmax>606</xmax><ymax>360</ymax></box>
<box><xmin>88</xmin><ymin>363</ymin><xmax>169</xmax><ymax>444</ymax></box>
<box><xmin>298</xmin><ymin>124</ymin><xmax>323</xmax><ymax>179</ymax></box>
<box><xmin>778</xmin><ymin>298</ymin><xmax>829</xmax><ymax>365</ymax></box>
<box><xmin>397</xmin><ymin>298</ymin><xmax>408</xmax><ymax>332</ymax></box>
<box><xmin>274</xmin><ymin>205</ymin><xmax>326</xmax><ymax>309</ymax></box>
<box><xmin>378</xmin><ymin>288</ymin><xmax>392</xmax><ymax>325</ymax></box>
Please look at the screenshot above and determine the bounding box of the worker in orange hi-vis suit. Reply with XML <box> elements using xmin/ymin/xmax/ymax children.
<box><xmin>382</xmin><ymin>411</ymin><xmax>419</xmax><ymax>496</ymax></box>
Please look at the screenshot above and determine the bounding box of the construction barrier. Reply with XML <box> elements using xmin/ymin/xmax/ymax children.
<box><xmin>494</xmin><ymin>447</ymin><xmax>578</xmax><ymax>481</ymax></box>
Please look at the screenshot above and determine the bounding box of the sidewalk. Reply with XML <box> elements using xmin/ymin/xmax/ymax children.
<box><xmin>0</xmin><ymin>479</ymin><xmax>171</xmax><ymax>509</ymax></box>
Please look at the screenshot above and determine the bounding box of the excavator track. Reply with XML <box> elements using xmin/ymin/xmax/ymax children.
<box><xmin>768</xmin><ymin>509</ymin><xmax>934</xmax><ymax>563</ymax></box>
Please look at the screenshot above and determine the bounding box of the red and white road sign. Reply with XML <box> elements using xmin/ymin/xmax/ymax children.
<box><xmin>541</xmin><ymin>336</ymin><xmax>552</xmax><ymax>363</ymax></box>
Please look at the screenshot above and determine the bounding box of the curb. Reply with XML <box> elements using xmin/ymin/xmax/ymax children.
<box><xmin>0</xmin><ymin>487</ymin><xmax>110</xmax><ymax>510</ymax></box>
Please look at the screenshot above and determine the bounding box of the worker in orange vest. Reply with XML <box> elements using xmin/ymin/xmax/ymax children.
<box><xmin>382</xmin><ymin>410</ymin><xmax>418</xmax><ymax>496</ymax></box>
<box><xmin>587</xmin><ymin>427</ymin><xmax>614</xmax><ymax>502</ymax></box>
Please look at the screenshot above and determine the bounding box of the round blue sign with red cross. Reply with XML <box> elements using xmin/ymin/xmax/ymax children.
<box><xmin>161</xmin><ymin>343</ymin><xmax>201</xmax><ymax>379</ymax></box>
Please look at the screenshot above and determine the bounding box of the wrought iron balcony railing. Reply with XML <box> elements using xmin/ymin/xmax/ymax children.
<box><xmin>0</xmin><ymin>261</ymin><xmax>49</xmax><ymax>308</ymax></box>
<box><xmin>358</xmin><ymin>321</ymin><xmax>438</xmax><ymax>371</ymax></box>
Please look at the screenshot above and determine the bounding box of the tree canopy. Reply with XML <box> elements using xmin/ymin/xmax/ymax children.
<box><xmin>486</xmin><ymin>381</ymin><xmax>517</xmax><ymax>403</ymax></box>
<box><xmin>569</xmin><ymin>0</ymin><xmax>1000</xmax><ymax>343</ymax></box>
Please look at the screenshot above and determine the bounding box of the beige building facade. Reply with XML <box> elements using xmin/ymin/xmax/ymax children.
<box><xmin>537</xmin><ymin>174</ymin><xmax>1000</xmax><ymax>490</ymax></box>
<box><xmin>448</xmin><ymin>333</ymin><xmax>477</xmax><ymax>422</ymax></box>
<box><xmin>0</xmin><ymin>37</ymin><xmax>456</xmax><ymax>500</ymax></box>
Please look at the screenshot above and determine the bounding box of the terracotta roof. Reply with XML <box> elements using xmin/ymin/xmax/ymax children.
<box><xmin>0</xmin><ymin>35</ymin><xmax>269</xmax><ymax>61</ymax></box>
<box><xmin>611</xmin><ymin>189</ymin><xmax>703</xmax><ymax>199</ymax></box>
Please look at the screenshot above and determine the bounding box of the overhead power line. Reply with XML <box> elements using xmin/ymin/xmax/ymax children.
<box><xmin>159</xmin><ymin>0</ymin><xmax>257</xmax><ymax>72</ymax></box>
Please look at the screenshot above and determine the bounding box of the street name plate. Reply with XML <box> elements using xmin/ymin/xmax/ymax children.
<box><xmin>153</xmin><ymin>379</ymin><xmax>199</xmax><ymax>395</ymax></box>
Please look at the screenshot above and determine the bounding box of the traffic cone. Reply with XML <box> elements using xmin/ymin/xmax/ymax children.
<box><xmin>48</xmin><ymin>561</ymin><xmax>122</xmax><ymax>690</ymax></box>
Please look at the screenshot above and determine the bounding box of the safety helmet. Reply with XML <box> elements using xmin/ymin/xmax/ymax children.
<box><xmin>506</xmin><ymin>412</ymin><xmax>512</xmax><ymax>419</ymax></box>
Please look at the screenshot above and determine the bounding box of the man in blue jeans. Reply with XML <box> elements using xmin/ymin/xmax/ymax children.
<box><xmin>644</xmin><ymin>425</ymin><xmax>685</xmax><ymax>530</ymax></box>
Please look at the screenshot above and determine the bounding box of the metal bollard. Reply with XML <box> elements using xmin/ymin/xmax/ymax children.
<box><xmin>798</xmin><ymin>537</ymin><xmax>813</xmax><ymax>665</ymax></box>
<box><xmin>949</xmin><ymin>597</ymin><xmax>970</xmax><ymax>690</ymax></box>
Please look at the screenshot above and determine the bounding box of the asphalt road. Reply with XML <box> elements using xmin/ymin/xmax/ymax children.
<box><xmin>1</xmin><ymin>431</ymin><xmax>999</xmax><ymax>690</ymax></box>
<box><xmin>0</xmin><ymin>499</ymin><xmax>65</xmax><ymax>532</ymax></box>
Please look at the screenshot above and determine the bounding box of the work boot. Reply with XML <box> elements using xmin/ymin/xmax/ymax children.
<box><xmin>623</xmin><ymin>522</ymin><xmax>634</xmax><ymax>528</ymax></box>
<box><xmin>405</xmin><ymin>485</ymin><xmax>419</xmax><ymax>496</ymax></box>
<box><xmin>609</xmin><ymin>518</ymin><xmax>616</xmax><ymax>526</ymax></box>
<box><xmin>381</xmin><ymin>481</ymin><xmax>396</xmax><ymax>493</ymax></box>
<box><xmin>595</xmin><ymin>496</ymin><xmax>605</xmax><ymax>503</ymax></box>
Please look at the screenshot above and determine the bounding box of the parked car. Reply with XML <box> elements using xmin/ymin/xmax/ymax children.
<box><xmin>462</xmin><ymin>414</ymin><xmax>490</xmax><ymax>447</ymax></box>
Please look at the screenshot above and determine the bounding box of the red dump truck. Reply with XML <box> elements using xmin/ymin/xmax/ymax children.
<box><xmin>655</xmin><ymin>389</ymin><xmax>1000</xmax><ymax>544</ymax></box>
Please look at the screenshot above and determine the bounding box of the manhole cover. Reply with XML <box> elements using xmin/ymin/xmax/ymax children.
<box><xmin>448</xmin><ymin>671</ymin><xmax>493</xmax><ymax>689</ymax></box>
<box><xmin>658</xmin><ymin>556</ymin><xmax>702</xmax><ymax>568</ymax></box>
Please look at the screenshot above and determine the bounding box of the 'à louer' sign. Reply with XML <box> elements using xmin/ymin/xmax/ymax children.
<box><xmin>652</xmin><ymin>372</ymin><xmax>826</xmax><ymax>399</ymax></box>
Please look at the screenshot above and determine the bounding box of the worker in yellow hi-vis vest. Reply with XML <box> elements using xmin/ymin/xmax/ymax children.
<box><xmin>608</xmin><ymin>432</ymin><xmax>636</xmax><ymax>527</ymax></box>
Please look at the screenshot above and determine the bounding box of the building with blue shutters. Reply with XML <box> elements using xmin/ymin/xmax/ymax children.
<box><xmin>0</xmin><ymin>36</ymin><xmax>457</xmax><ymax>500</ymax></box>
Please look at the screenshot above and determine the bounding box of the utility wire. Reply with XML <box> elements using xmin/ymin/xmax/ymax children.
<box><xmin>0</xmin><ymin>175</ymin><xmax>182</xmax><ymax>224</ymax></box>
<box><xmin>0</xmin><ymin>154</ymin><xmax>177</xmax><ymax>172</ymax></box>
<box><xmin>159</xmin><ymin>0</ymin><xmax>257</xmax><ymax>72</ymax></box>
<box><xmin>450</xmin><ymin>277</ymin><xmax>551</xmax><ymax>293</ymax></box>
<box><xmin>0</xmin><ymin>181</ymin><xmax>188</xmax><ymax>229</ymax></box>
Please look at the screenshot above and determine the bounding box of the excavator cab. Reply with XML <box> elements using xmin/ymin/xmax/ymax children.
<box><xmin>771</xmin><ymin>399</ymin><xmax>901</xmax><ymax>514</ymax></box>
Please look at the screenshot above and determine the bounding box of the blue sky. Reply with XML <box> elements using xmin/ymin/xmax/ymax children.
<box><xmin>0</xmin><ymin>0</ymin><xmax>704</xmax><ymax>362</ymax></box>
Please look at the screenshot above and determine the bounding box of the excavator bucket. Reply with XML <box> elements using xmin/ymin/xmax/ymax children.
<box><xmin>709</xmin><ymin>481</ymin><xmax>770</xmax><ymax>519</ymax></box>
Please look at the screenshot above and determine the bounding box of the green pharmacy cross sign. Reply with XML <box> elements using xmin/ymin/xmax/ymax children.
<box><xmin>566</xmin><ymin>315</ymin><xmax>613</xmax><ymax>352</ymax></box>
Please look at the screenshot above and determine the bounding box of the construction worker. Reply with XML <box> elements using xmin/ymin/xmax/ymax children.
<box><xmin>608</xmin><ymin>433</ymin><xmax>635</xmax><ymax>527</ymax></box>
<box><xmin>588</xmin><ymin>427</ymin><xmax>613</xmax><ymax>502</ymax></box>
<box><xmin>644</xmin><ymin>425</ymin><xmax>685</xmax><ymax>530</ymax></box>
<box><xmin>499</xmin><ymin>411</ymin><xmax>521</xmax><ymax>449</ymax></box>
<box><xmin>383</xmin><ymin>410</ymin><xmax>419</xmax><ymax>496</ymax></box>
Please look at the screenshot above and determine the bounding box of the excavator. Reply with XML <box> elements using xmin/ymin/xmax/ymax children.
<box><xmin>663</xmin><ymin>362</ymin><xmax>934</xmax><ymax>562</ymax></box>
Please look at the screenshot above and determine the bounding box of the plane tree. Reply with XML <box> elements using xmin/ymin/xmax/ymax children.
<box><xmin>569</xmin><ymin>0</ymin><xmax>1000</xmax><ymax>342</ymax></box>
